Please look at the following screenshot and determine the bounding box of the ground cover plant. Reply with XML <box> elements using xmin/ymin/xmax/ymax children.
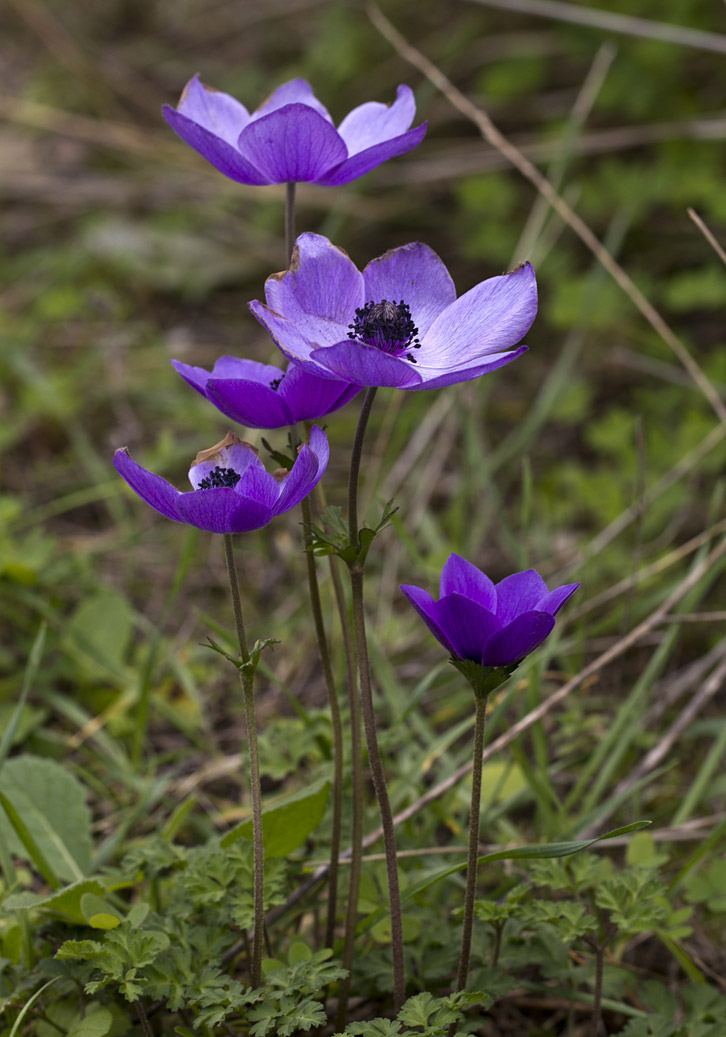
<box><xmin>1</xmin><ymin>1</ymin><xmax>725</xmax><ymax>1034</ymax></box>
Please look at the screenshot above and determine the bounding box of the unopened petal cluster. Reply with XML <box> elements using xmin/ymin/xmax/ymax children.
<box><xmin>163</xmin><ymin>75</ymin><xmax>426</xmax><ymax>187</ymax></box>
<box><xmin>401</xmin><ymin>554</ymin><xmax>578</xmax><ymax>667</ymax></box>
<box><xmin>114</xmin><ymin>427</ymin><xmax>329</xmax><ymax>534</ymax></box>
<box><xmin>172</xmin><ymin>356</ymin><xmax>360</xmax><ymax>429</ymax></box>
<box><xmin>250</xmin><ymin>233</ymin><xmax>537</xmax><ymax>390</ymax></box>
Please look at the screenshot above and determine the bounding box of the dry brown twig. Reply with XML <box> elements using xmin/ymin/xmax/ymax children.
<box><xmin>688</xmin><ymin>207</ymin><xmax>726</xmax><ymax>268</ymax></box>
<box><xmin>365</xmin><ymin>3</ymin><xmax>726</xmax><ymax>429</ymax></box>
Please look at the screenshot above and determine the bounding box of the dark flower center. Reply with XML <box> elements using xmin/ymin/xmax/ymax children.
<box><xmin>348</xmin><ymin>299</ymin><xmax>421</xmax><ymax>364</ymax></box>
<box><xmin>269</xmin><ymin>376</ymin><xmax>283</xmax><ymax>391</ymax></box>
<box><xmin>198</xmin><ymin>465</ymin><xmax>241</xmax><ymax>490</ymax></box>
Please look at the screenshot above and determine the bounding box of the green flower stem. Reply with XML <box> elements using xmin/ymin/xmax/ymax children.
<box><xmin>298</xmin><ymin>486</ymin><xmax>344</xmax><ymax>950</ymax></box>
<box><xmin>455</xmin><ymin>691</ymin><xmax>489</xmax><ymax>994</ymax></box>
<box><xmin>223</xmin><ymin>533</ymin><xmax>264</xmax><ymax>988</ymax></box>
<box><xmin>346</xmin><ymin>386</ymin><xmax>406</xmax><ymax>1013</ymax></box>
<box><xmin>285</xmin><ymin>181</ymin><xmax>296</xmax><ymax>261</ymax></box>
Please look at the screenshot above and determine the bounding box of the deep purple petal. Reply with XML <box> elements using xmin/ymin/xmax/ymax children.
<box><xmin>439</xmin><ymin>554</ymin><xmax>496</xmax><ymax>611</ymax></box>
<box><xmin>482</xmin><ymin>611</ymin><xmax>555</xmax><ymax>666</ymax></box>
<box><xmin>172</xmin><ymin>357</ymin><xmax>281</xmax><ymax>396</ymax></box>
<box><xmin>251</xmin><ymin>78</ymin><xmax>333</xmax><ymax>123</ymax></box>
<box><xmin>421</xmin><ymin>262</ymin><xmax>537</xmax><ymax>366</ymax></box>
<box><xmin>433</xmin><ymin>593</ymin><xmax>501</xmax><ymax>662</ymax></box>
<box><xmin>412</xmin><ymin>346</ymin><xmax>527</xmax><ymax>391</ymax></box>
<box><xmin>336</xmin><ymin>84</ymin><xmax>416</xmax><ymax>155</ymax></box>
<box><xmin>272</xmin><ymin>424</ymin><xmax>329</xmax><ymax>515</ymax></box>
<box><xmin>234</xmin><ymin>462</ymin><xmax>281</xmax><ymax>510</ymax></box>
<box><xmin>400</xmin><ymin>584</ymin><xmax>457</xmax><ymax>655</ymax></box>
<box><xmin>171</xmin><ymin>358</ymin><xmax>214</xmax><ymax>397</ymax></box>
<box><xmin>188</xmin><ymin>440</ymin><xmax>263</xmax><ymax>490</ymax></box>
<box><xmin>362</xmin><ymin>242</ymin><xmax>456</xmax><ymax>339</ymax></box>
<box><xmin>236</xmin><ymin>106</ymin><xmax>347</xmax><ymax>183</ymax></box>
<box><xmin>207</xmin><ymin>379</ymin><xmax>294</xmax><ymax>428</ymax></box>
<box><xmin>174</xmin><ymin>74</ymin><xmax>251</xmax><ymax>145</ymax></box>
<box><xmin>494</xmin><ymin>570</ymin><xmax>550</xmax><ymax>625</ymax></box>
<box><xmin>277</xmin><ymin>364</ymin><xmax>360</xmax><ymax>421</ymax></box>
<box><xmin>114</xmin><ymin>449</ymin><xmax>182</xmax><ymax>523</ymax></box>
<box><xmin>315</xmin><ymin>123</ymin><xmax>427</xmax><ymax>186</ymax></box>
<box><xmin>162</xmin><ymin>107</ymin><xmax>269</xmax><ymax>185</ymax></box>
<box><xmin>537</xmin><ymin>583</ymin><xmax>580</xmax><ymax>615</ymax></box>
<box><xmin>175</xmin><ymin>488</ymin><xmax>273</xmax><ymax>534</ymax></box>
<box><xmin>311</xmin><ymin>340</ymin><xmax>423</xmax><ymax>388</ymax></box>
<box><xmin>265</xmin><ymin>232</ymin><xmax>364</xmax><ymax>328</ymax></box>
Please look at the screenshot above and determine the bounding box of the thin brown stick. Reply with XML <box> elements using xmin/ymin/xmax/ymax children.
<box><xmin>366</xmin><ymin>3</ymin><xmax>726</xmax><ymax>428</ymax></box>
<box><xmin>688</xmin><ymin>208</ymin><xmax>726</xmax><ymax>267</ymax></box>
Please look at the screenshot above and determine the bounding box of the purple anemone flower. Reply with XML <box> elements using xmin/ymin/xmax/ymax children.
<box><xmin>171</xmin><ymin>356</ymin><xmax>360</xmax><ymax>430</ymax></box>
<box><xmin>249</xmin><ymin>233</ymin><xmax>537</xmax><ymax>390</ymax></box>
<box><xmin>401</xmin><ymin>554</ymin><xmax>578</xmax><ymax>668</ymax></box>
<box><xmin>163</xmin><ymin>75</ymin><xmax>426</xmax><ymax>187</ymax></box>
<box><xmin>114</xmin><ymin>427</ymin><xmax>329</xmax><ymax>535</ymax></box>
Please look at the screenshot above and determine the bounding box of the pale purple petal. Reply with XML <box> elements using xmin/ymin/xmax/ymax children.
<box><xmin>440</xmin><ymin>554</ymin><xmax>496</xmax><ymax>611</ymax></box>
<box><xmin>114</xmin><ymin>449</ymin><xmax>182</xmax><ymax>523</ymax></box>
<box><xmin>251</xmin><ymin>78</ymin><xmax>333</xmax><ymax>123</ymax></box>
<box><xmin>495</xmin><ymin>570</ymin><xmax>550</xmax><ymax>625</ymax></box>
<box><xmin>315</xmin><ymin>124</ymin><xmax>427</xmax><ymax>186</ymax></box>
<box><xmin>249</xmin><ymin>301</ymin><xmax>340</xmax><ymax>377</ymax></box>
<box><xmin>311</xmin><ymin>340</ymin><xmax>422</xmax><ymax>388</ymax></box>
<box><xmin>265</xmin><ymin>233</ymin><xmax>364</xmax><ymax>327</ymax></box>
<box><xmin>236</xmin><ymin>106</ymin><xmax>347</xmax><ymax>183</ymax></box>
<box><xmin>336</xmin><ymin>85</ymin><xmax>416</xmax><ymax>154</ymax></box>
<box><xmin>272</xmin><ymin>425</ymin><xmax>329</xmax><ymax>515</ymax></box>
<box><xmin>482</xmin><ymin>612</ymin><xmax>555</xmax><ymax>666</ymax></box>
<box><xmin>362</xmin><ymin>243</ymin><xmax>456</xmax><ymax>339</ymax></box>
<box><xmin>174</xmin><ymin>74</ymin><xmax>251</xmax><ymax>145</ymax></box>
<box><xmin>400</xmin><ymin>585</ymin><xmax>457</xmax><ymax>655</ymax></box>
<box><xmin>176</xmin><ymin>488</ymin><xmax>273</xmax><ymax>534</ymax></box>
<box><xmin>537</xmin><ymin>583</ymin><xmax>580</xmax><ymax>615</ymax></box>
<box><xmin>162</xmin><ymin>108</ymin><xmax>269</xmax><ymax>185</ymax></box>
<box><xmin>434</xmin><ymin>593</ymin><xmax>501</xmax><ymax>662</ymax></box>
<box><xmin>172</xmin><ymin>357</ymin><xmax>282</xmax><ymax>397</ymax></box>
<box><xmin>188</xmin><ymin>440</ymin><xmax>263</xmax><ymax>490</ymax></box>
<box><xmin>421</xmin><ymin>263</ymin><xmax>537</xmax><ymax>366</ymax></box>
<box><xmin>412</xmin><ymin>347</ymin><xmax>528</xmax><ymax>391</ymax></box>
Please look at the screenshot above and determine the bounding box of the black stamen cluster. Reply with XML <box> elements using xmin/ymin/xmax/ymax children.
<box><xmin>198</xmin><ymin>465</ymin><xmax>241</xmax><ymax>490</ymax></box>
<box><xmin>348</xmin><ymin>299</ymin><xmax>421</xmax><ymax>363</ymax></box>
<box><xmin>269</xmin><ymin>376</ymin><xmax>283</xmax><ymax>391</ymax></box>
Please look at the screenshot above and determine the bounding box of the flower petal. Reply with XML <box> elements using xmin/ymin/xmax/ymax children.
<box><xmin>311</xmin><ymin>340</ymin><xmax>423</xmax><ymax>388</ymax></box>
<box><xmin>421</xmin><ymin>262</ymin><xmax>537</xmax><ymax>366</ymax></box>
<box><xmin>400</xmin><ymin>584</ymin><xmax>457</xmax><ymax>656</ymax></box>
<box><xmin>114</xmin><ymin>449</ymin><xmax>182</xmax><ymax>523</ymax></box>
<box><xmin>362</xmin><ymin>242</ymin><xmax>456</xmax><ymax>339</ymax></box>
<box><xmin>440</xmin><ymin>554</ymin><xmax>496</xmax><ymax>611</ymax></box>
<box><xmin>265</xmin><ymin>232</ymin><xmax>364</xmax><ymax>328</ymax></box>
<box><xmin>249</xmin><ymin>301</ymin><xmax>340</xmax><ymax>377</ymax></box>
<box><xmin>188</xmin><ymin>440</ymin><xmax>263</xmax><ymax>490</ymax></box>
<box><xmin>315</xmin><ymin>123</ymin><xmax>427</xmax><ymax>186</ymax></box>
<box><xmin>494</xmin><ymin>570</ymin><xmax>550</xmax><ymax>625</ymax></box>
<box><xmin>251</xmin><ymin>78</ymin><xmax>333</xmax><ymax>123</ymax></box>
<box><xmin>236</xmin><ymin>105</ymin><xmax>348</xmax><ymax>183</ymax></box>
<box><xmin>162</xmin><ymin>109</ymin><xmax>269</xmax><ymax>185</ymax></box>
<box><xmin>434</xmin><ymin>593</ymin><xmax>501</xmax><ymax>662</ymax></box>
<box><xmin>207</xmin><ymin>378</ymin><xmax>294</xmax><ymax>428</ymax></box>
<box><xmin>176</xmin><ymin>488</ymin><xmax>273</xmax><ymax>534</ymax></box>
<box><xmin>413</xmin><ymin>346</ymin><xmax>527</xmax><ymax>391</ymax></box>
<box><xmin>277</xmin><ymin>364</ymin><xmax>360</xmax><ymax>422</ymax></box>
<box><xmin>336</xmin><ymin>84</ymin><xmax>416</xmax><ymax>155</ymax></box>
<box><xmin>272</xmin><ymin>424</ymin><xmax>329</xmax><ymax>515</ymax></box>
<box><xmin>174</xmin><ymin>74</ymin><xmax>251</xmax><ymax>145</ymax></box>
<box><xmin>537</xmin><ymin>583</ymin><xmax>580</xmax><ymax>615</ymax></box>
<box><xmin>482</xmin><ymin>611</ymin><xmax>555</xmax><ymax>666</ymax></box>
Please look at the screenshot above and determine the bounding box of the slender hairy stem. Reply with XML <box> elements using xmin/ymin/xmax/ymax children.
<box><xmin>285</xmin><ymin>181</ymin><xmax>296</xmax><ymax>262</ymax></box>
<box><xmin>345</xmin><ymin>387</ymin><xmax>405</xmax><ymax>1012</ymax></box>
<box><xmin>455</xmin><ymin>692</ymin><xmax>488</xmax><ymax>993</ymax></box>
<box><xmin>298</xmin><ymin>488</ymin><xmax>344</xmax><ymax>949</ymax></box>
<box><xmin>135</xmin><ymin>1003</ymin><xmax>154</xmax><ymax>1037</ymax></box>
<box><xmin>590</xmin><ymin>940</ymin><xmax>605</xmax><ymax>1037</ymax></box>
<box><xmin>223</xmin><ymin>534</ymin><xmax>264</xmax><ymax>988</ymax></box>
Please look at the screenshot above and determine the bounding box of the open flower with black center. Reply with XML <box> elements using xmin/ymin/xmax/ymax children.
<box><xmin>171</xmin><ymin>356</ymin><xmax>360</xmax><ymax>429</ymax></box>
<box><xmin>249</xmin><ymin>233</ymin><xmax>537</xmax><ymax>390</ymax></box>
<box><xmin>401</xmin><ymin>554</ymin><xmax>578</xmax><ymax>670</ymax></box>
<box><xmin>163</xmin><ymin>75</ymin><xmax>426</xmax><ymax>187</ymax></box>
<box><xmin>113</xmin><ymin>427</ymin><xmax>329</xmax><ymax>534</ymax></box>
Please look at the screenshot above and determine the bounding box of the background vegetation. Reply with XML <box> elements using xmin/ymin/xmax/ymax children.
<box><xmin>1</xmin><ymin>0</ymin><xmax>725</xmax><ymax>1033</ymax></box>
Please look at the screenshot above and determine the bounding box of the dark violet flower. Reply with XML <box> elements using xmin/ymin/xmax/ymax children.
<box><xmin>114</xmin><ymin>427</ymin><xmax>329</xmax><ymax>534</ymax></box>
<box><xmin>401</xmin><ymin>554</ymin><xmax>578</xmax><ymax>669</ymax></box>
<box><xmin>163</xmin><ymin>75</ymin><xmax>426</xmax><ymax>187</ymax></box>
<box><xmin>171</xmin><ymin>356</ymin><xmax>360</xmax><ymax>429</ymax></box>
<box><xmin>249</xmin><ymin>233</ymin><xmax>537</xmax><ymax>390</ymax></box>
